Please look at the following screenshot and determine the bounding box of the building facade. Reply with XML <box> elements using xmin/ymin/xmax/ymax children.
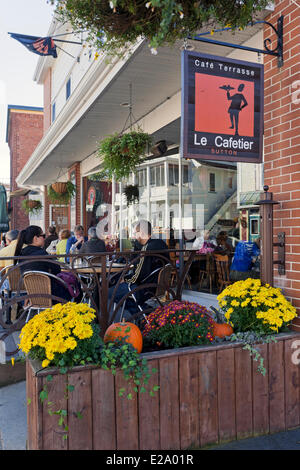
<box><xmin>15</xmin><ymin>0</ymin><xmax>300</xmax><ymax>327</ymax></box>
<box><xmin>6</xmin><ymin>105</ymin><xmax>44</xmax><ymax>231</ymax></box>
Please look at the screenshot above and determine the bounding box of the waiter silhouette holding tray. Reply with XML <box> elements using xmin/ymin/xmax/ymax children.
<box><xmin>220</xmin><ymin>84</ymin><xmax>248</xmax><ymax>136</ymax></box>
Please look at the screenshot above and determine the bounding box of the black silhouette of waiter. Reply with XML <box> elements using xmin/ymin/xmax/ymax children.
<box><xmin>227</xmin><ymin>84</ymin><xmax>248</xmax><ymax>136</ymax></box>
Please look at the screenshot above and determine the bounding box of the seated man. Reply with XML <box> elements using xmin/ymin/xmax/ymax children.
<box><xmin>79</xmin><ymin>226</ymin><xmax>106</xmax><ymax>255</ymax></box>
<box><xmin>108</xmin><ymin>220</ymin><xmax>169</xmax><ymax>321</ymax></box>
<box><xmin>66</xmin><ymin>225</ymin><xmax>88</xmax><ymax>255</ymax></box>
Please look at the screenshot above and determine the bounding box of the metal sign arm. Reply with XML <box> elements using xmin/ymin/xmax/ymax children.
<box><xmin>188</xmin><ymin>16</ymin><xmax>284</xmax><ymax>68</ymax></box>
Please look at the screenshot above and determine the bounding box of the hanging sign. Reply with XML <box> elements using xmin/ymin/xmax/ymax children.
<box><xmin>181</xmin><ymin>51</ymin><xmax>264</xmax><ymax>163</ymax></box>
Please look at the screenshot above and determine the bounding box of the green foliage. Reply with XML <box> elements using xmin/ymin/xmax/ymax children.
<box><xmin>97</xmin><ymin>130</ymin><xmax>152</xmax><ymax>180</ymax></box>
<box><xmin>50</xmin><ymin>0</ymin><xmax>269</xmax><ymax>58</ymax></box>
<box><xmin>47</xmin><ymin>181</ymin><xmax>76</xmax><ymax>205</ymax></box>
<box><xmin>215</xmin><ymin>330</ymin><xmax>277</xmax><ymax>375</ymax></box>
<box><xmin>21</xmin><ymin>199</ymin><xmax>43</xmax><ymax>215</ymax></box>
<box><xmin>123</xmin><ymin>184</ymin><xmax>139</xmax><ymax>206</ymax></box>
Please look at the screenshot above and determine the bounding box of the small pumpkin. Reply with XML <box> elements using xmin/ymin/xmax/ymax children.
<box><xmin>212</xmin><ymin>321</ymin><xmax>233</xmax><ymax>338</ymax></box>
<box><xmin>104</xmin><ymin>320</ymin><xmax>143</xmax><ymax>353</ymax></box>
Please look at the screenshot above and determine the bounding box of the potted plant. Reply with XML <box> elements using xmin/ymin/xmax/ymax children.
<box><xmin>47</xmin><ymin>181</ymin><xmax>76</xmax><ymax>205</ymax></box>
<box><xmin>123</xmin><ymin>184</ymin><xmax>139</xmax><ymax>206</ymax></box>
<box><xmin>53</xmin><ymin>0</ymin><xmax>269</xmax><ymax>58</ymax></box>
<box><xmin>21</xmin><ymin>199</ymin><xmax>43</xmax><ymax>215</ymax></box>
<box><xmin>97</xmin><ymin>130</ymin><xmax>152</xmax><ymax>180</ymax></box>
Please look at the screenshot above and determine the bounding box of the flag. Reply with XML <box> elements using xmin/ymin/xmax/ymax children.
<box><xmin>9</xmin><ymin>33</ymin><xmax>57</xmax><ymax>58</ymax></box>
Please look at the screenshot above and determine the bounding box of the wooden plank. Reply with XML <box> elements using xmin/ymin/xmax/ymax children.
<box><xmin>138</xmin><ymin>359</ymin><xmax>160</xmax><ymax>450</ymax></box>
<box><xmin>198</xmin><ymin>350</ymin><xmax>218</xmax><ymax>447</ymax></box>
<box><xmin>159</xmin><ymin>356</ymin><xmax>180</xmax><ymax>450</ymax></box>
<box><xmin>115</xmin><ymin>369</ymin><xmax>139</xmax><ymax>450</ymax></box>
<box><xmin>268</xmin><ymin>340</ymin><xmax>286</xmax><ymax>433</ymax></box>
<box><xmin>217</xmin><ymin>347</ymin><xmax>236</xmax><ymax>443</ymax></box>
<box><xmin>284</xmin><ymin>338</ymin><xmax>300</xmax><ymax>429</ymax></box>
<box><xmin>92</xmin><ymin>368</ymin><xmax>116</xmax><ymax>450</ymax></box>
<box><xmin>67</xmin><ymin>370</ymin><xmax>93</xmax><ymax>450</ymax></box>
<box><xmin>252</xmin><ymin>343</ymin><xmax>269</xmax><ymax>436</ymax></box>
<box><xmin>26</xmin><ymin>360</ymin><xmax>36</xmax><ymax>450</ymax></box>
<box><xmin>42</xmin><ymin>373</ymin><xmax>68</xmax><ymax>450</ymax></box>
<box><xmin>235</xmin><ymin>346</ymin><xmax>253</xmax><ymax>439</ymax></box>
<box><xmin>179</xmin><ymin>354</ymin><xmax>199</xmax><ymax>449</ymax></box>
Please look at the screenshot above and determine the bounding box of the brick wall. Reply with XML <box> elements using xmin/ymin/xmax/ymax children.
<box><xmin>7</xmin><ymin>110</ymin><xmax>44</xmax><ymax>231</ymax></box>
<box><xmin>263</xmin><ymin>0</ymin><xmax>300</xmax><ymax>329</ymax></box>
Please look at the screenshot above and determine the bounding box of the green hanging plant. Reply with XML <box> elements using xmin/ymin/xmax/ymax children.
<box><xmin>97</xmin><ymin>130</ymin><xmax>152</xmax><ymax>180</ymax></box>
<box><xmin>51</xmin><ymin>0</ymin><xmax>269</xmax><ymax>58</ymax></box>
<box><xmin>123</xmin><ymin>184</ymin><xmax>139</xmax><ymax>206</ymax></box>
<box><xmin>47</xmin><ymin>181</ymin><xmax>76</xmax><ymax>205</ymax></box>
<box><xmin>21</xmin><ymin>199</ymin><xmax>43</xmax><ymax>215</ymax></box>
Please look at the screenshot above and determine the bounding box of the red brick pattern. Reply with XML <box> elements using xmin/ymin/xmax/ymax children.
<box><xmin>7</xmin><ymin>110</ymin><xmax>44</xmax><ymax>231</ymax></box>
<box><xmin>263</xmin><ymin>0</ymin><xmax>300</xmax><ymax>328</ymax></box>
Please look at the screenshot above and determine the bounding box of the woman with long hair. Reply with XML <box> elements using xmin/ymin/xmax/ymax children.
<box><xmin>15</xmin><ymin>225</ymin><xmax>72</xmax><ymax>302</ymax></box>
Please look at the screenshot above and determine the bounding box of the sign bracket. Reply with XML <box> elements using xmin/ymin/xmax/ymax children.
<box><xmin>188</xmin><ymin>16</ymin><xmax>284</xmax><ymax>68</ymax></box>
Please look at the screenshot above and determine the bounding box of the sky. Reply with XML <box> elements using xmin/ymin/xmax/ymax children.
<box><xmin>0</xmin><ymin>0</ymin><xmax>55</xmax><ymax>185</ymax></box>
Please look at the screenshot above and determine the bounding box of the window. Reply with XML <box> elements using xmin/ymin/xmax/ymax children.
<box><xmin>52</xmin><ymin>102</ymin><xmax>56</xmax><ymax>122</ymax></box>
<box><xmin>228</xmin><ymin>176</ymin><xmax>233</xmax><ymax>189</ymax></box>
<box><xmin>209</xmin><ymin>173</ymin><xmax>216</xmax><ymax>192</ymax></box>
<box><xmin>169</xmin><ymin>164</ymin><xmax>179</xmax><ymax>185</ymax></box>
<box><xmin>150</xmin><ymin>165</ymin><xmax>165</xmax><ymax>186</ymax></box>
<box><xmin>66</xmin><ymin>78</ymin><xmax>71</xmax><ymax>100</ymax></box>
<box><xmin>138</xmin><ymin>169</ymin><xmax>147</xmax><ymax>187</ymax></box>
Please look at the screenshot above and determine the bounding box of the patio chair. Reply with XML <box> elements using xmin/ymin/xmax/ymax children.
<box><xmin>213</xmin><ymin>254</ymin><xmax>232</xmax><ymax>293</ymax></box>
<box><xmin>23</xmin><ymin>271</ymin><xmax>74</xmax><ymax>323</ymax></box>
<box><xmin>0</xmin><ymin>265</ymin><xmax>27</xmax><ymax>324</ymax></box>
<box><xmin>118</xmin><ymin>263</ymin><xmax>173</xmax><ymax>323</ymax></box>
<box><xmin>198</xmin><ymin>254</ymin><xmax>216</xmax><ymax>294</ymax></box>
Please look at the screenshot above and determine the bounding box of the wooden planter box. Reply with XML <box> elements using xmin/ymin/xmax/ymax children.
<box><xmin>26</xmin><ymin>332</ymin><xmax>300</xmax><ymax>450</ymax></box>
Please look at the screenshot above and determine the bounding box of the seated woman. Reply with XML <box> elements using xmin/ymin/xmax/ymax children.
<box><xmin>14</xmin><ymin>225</ymin><xmax>72</xmax><ymax>303</ymax></box>
<box><xmin>56</xmin><ymin>229</ymin><xmax>72</xmax><ymax>263</ymax></box>
<box><xmin>214</xmin><ymin>231</ymin><xmax>233</xmax><ymax>256</ymax></box>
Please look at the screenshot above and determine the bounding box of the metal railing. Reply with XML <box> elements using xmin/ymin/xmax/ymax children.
<box><xmin>0</xmin><ymin>249</ymin><xmax>197</xmax><ymax>358</ymax></box>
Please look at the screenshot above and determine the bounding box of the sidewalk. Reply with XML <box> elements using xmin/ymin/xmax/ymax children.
<box><xmin>0</xmin><ymin>380</ymin><xmax>300</xmax><ymax>450</ymax></box>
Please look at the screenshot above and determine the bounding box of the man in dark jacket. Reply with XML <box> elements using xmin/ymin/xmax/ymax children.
<box><xmin>79</xmin><ymin>227</ymin><xmax>106</xmax><ymax>255</ymax></box>
<box><xmin>108</xmin><ymin>220</ymin><xmax>169</xmax><ymax>320</ymax></box>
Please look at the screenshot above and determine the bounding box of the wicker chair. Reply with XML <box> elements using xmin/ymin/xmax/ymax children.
<box><xmin>23</xmin><ymin>271</ymin><xmax>72</xmax><ymax>323</ymax></box>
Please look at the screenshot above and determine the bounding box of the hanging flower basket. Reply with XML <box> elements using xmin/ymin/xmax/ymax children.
<box><xmin>51</xmin><ymin>182</ymin><xmax>68</xmax><ymax>194</ymax></box>
<box><xmin>97</xmin><ymin>130</ymin><xmax>152</xmax><ymax>180</ymax></box>
<box><xmin>53</xmin><ymin>0</ymin><xmax>270</xmax><ymax>57</ymax></box>
<box><xmin>21</xmin><ymin>199</ymin><xmax>43</xmax><ymax>215</ymax></box>
<box><xmin>47</xmin><ymin>181</ymin><xmax>76</xmax><ymax>205</ymax></box>
<box><xmin>123</xmin><ymin>184</ymin><xmax>139</xmax><ymax>206</ymax></box>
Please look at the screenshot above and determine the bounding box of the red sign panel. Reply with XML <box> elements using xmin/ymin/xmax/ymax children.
<box><xmin>181</xmin><ymin>51</ymin><xmax>264</xmax><ymax>163</ymax></box>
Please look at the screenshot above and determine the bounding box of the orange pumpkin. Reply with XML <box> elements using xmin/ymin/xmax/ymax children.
<box><xmin>212</xmin><ymin>321</ymin><xmax>234</xmax><ymax>338</ymax></box>
<box><xmin>104</xmin><ymin>320</ymin><xmax>143</xmax><ymax>353</ymax></box>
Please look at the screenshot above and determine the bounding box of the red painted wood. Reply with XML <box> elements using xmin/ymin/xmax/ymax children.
<box><xmin>179</xmin><ymin>354</ymin><xmax>200</xmax><ymax>449</ymax></box>
<box><xmin>252</xmin><ymin>343</ymin><xmax>269</xmax><ymax>436</ymax></box>
<box><xmin>268</xmin><ymin>340</ymin><xmax>286</xmax><ymax>433</ymax></box>
<box><xmin>67</xmin><ymin>370</ymin><xmax>93</xmax><ymax>450</ymax></box>
<box><xmin>138</xmin><ymin>359</ymin><xmax>160</xmax><ymax>450</ymax></box>
<box><xmin>235</xmin><ymin>347</ymin><xmax>253</xmax><ymax>439</ymax></box>
<box><xmin>42</xmin><ymin>373</ymin><xmax>68</xmax><ymax>450</ymax></box>
<box><xmin>92</xmin><ymin>368</ymin><xmax>116</xmax><ymax>450</ymax></box>
<box><xmin>198</xmin><ymin>350</ymin><xmax>218</xmax><ymax>447</ymax></box>
<box><xmin>217</xmin><ymin>347</ymin><xmax>236</xmax><ymax>442</ymax></box>
<box><xmin>159</xmin><ymin>357</ymin><xmax>180</xmax><ymax>450</ymax></box>
<box><xmin>115</xmin><ymin>369</ymin><xmax>139</xmax><ymax>450</ymax></box>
